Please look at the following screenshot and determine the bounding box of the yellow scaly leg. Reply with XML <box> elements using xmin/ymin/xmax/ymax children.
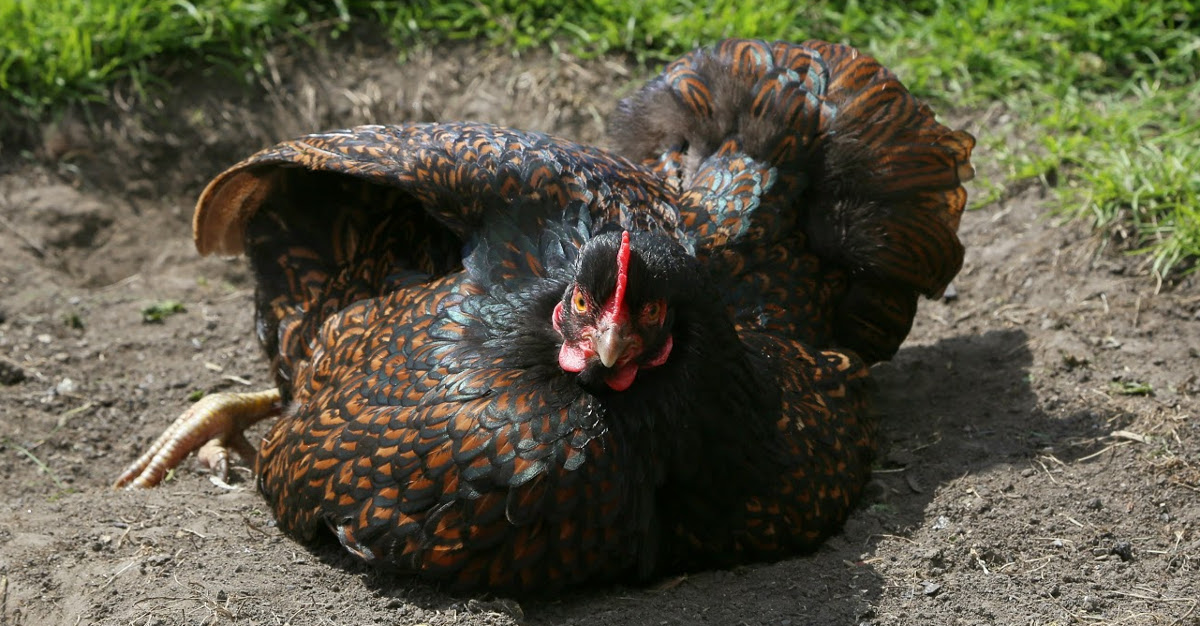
<box><xmin>114</xmin><ymin>388</ymin><xmax>282</xmax><ymax>489</ymax></box>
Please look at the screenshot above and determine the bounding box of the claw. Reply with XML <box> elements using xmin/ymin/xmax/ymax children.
<box><xmin>198</xmin><ymin>427</ymin><xmax>256</xmax><ymax>486</ymax></box>
<box><xmin>115</xmin><ymin>389</ymin><xmax>282</xmax><ymax>489</ymax></box>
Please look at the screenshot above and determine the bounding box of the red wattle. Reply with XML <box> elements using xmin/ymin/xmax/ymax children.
<box><xmin>558</xmin><ymin>341</ymin><xmax>590</xmax><ymax>372</ymax></box>
<box><xmin>605</xmin><ymin>363</ymin><xmax>638</xmax><ymax>391</ymax></box>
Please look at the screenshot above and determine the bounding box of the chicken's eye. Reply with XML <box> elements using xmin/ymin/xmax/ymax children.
<box><xmin>641</xmin><ymin>300</ymin><xmax>666</xmax><ymax>325</ymax></box>
<box><xmin>572</xmin><ymin>289</ymin><xmax>588</xmax><ymax>313</ymax></box>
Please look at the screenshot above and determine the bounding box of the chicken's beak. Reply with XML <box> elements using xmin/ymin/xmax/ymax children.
<box><xmin>593</xmin><ymin>324</ymin><xmax>632</xmax><ymax>369</ymax></box>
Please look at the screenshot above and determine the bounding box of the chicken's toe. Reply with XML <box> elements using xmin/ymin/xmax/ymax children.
<box><xmin>115</xmin><ymin>388</ymin><xmax>282</xmax><ymax>489</ymax></box>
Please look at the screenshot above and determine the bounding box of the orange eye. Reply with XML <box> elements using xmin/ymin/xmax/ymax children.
<box><xmin>572</xmin><ymin>289</ymin><xmax>588</xmax><ymax>313</ymax></box>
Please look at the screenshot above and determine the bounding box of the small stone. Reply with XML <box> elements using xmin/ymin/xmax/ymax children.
<box><xmin>56</xmin><ymin>377</ymin><xmax>77</xmax><ymax>395</ymax></box>
<box><xmin>1086</xmin><ymin>498</ymin><xmax>1103</xmax><ymax>510</ymax></box>
<box><xmin>1111</xmin><ymin>541</ymin><xmax>1134</xmax><ymax>562</ymax></box>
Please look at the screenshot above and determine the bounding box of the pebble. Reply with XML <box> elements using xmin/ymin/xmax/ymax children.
<box><xmin>56</xmin><ymin>377</ymin><xmax>77</xmax><ymax>394</ymax></box>
<box><xmin>1110</xmin><ymin>540</ymin><xmax>1134</xmax><ymax>562</ymax></box>
<box><xmin>147</xmin><ymin>553</ymin><xmax>173</xmax><ymax>566</ymax></box>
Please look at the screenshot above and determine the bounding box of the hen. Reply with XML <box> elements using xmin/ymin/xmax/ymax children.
<box><xmin>117</xmin><ymin>39</ymin><xmax>974</xmax><ymax>593</ymax></box>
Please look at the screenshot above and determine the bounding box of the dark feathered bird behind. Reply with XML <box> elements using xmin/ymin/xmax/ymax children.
<box><xmin>117</xmin><ymin>38</ymin><xmax>975</xmax><ymax>594</ymax></box>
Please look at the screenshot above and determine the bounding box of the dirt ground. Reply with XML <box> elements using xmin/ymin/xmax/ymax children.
<box><xmin>2</xmin><ymin>37</ymin><xmax>1198</xmax><ymax>626</ymax></box>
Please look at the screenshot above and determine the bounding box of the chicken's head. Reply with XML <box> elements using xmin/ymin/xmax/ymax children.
<box><xmin>552</xmin><ymin>230</ymin><xmax>679</xmax><ymax>392</ymax></box>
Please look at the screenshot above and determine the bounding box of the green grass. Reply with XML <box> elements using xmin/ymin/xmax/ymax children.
<box><xmin>0</xmin><ymin>0</ymin><xmax>338</xmax><ymax>113</ymax></box>
<box><xmin>2</xmin><ymin>0</ymin><xmax>1198</xmax><ymax>278</ymax></box>
<box><xmin>140</xmin><ymin>299</ymin><xmax>186</xmax><ymax>323</ymax></box>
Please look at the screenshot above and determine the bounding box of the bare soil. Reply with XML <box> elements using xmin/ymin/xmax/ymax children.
<box><xmin>2</xmin><ymin>38</ymin><xmax>1198</xmax><ymax>626</ymax></box>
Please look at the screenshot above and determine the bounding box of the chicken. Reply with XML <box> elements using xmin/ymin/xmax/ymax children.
<box><xmin>116</xmin><ymin>38</ymin><xmax>975</xmax><ymax>593</ymax></box>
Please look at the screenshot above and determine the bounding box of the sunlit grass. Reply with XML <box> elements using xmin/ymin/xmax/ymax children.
<box><xmin>2</xmin><ymin>0</ymin><xmax>1197</xmax><ymax>277</ymax></box>
<box><xmin>0</xmin><ymin>0</ymin><xmax>329</xmax><ymax>112</ymax></box>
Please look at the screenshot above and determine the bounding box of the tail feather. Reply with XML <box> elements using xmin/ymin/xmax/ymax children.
<box><xmin>609</xmin><ymin>38</ymin><xmax>975</xmax><ymax>361</ymax></box>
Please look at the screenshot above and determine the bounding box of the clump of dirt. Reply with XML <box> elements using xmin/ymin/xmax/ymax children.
<box><xmin>1</xmin><ymin>36</ymin><xmax>1197</xmax><ymax>626</ymax></box>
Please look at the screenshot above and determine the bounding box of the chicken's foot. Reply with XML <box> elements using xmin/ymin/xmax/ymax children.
<box><xmin>114</xmin><ymin>389</ymin><xmax>282</xmax><ymax>488</ymax></box>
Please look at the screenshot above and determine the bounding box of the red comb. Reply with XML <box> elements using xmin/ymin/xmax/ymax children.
<box><xmin>605</xmin><ymin>231</ymin><xmax>631</xmax><ymax>320</ymax></box>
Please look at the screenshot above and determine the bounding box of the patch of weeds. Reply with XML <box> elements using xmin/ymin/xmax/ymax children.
<box><xmin>0</xmin><ymin>0</ymin><xmax>347</xmax><ymax>117</ymax></box>
<box><xmin>141</xmin><ymin>300</ymin><xmax>186</xmax><ymax>323</ymax></box>
<box><xmin>1110</xmin><ymin>381</ymin><xmax>1153</xmax><ymax>396</ymax></box>
<box><xmin>62</xmin><ymin>311</ymin><xmax>84</xmax><ymax>329</ymax></box>
<box><xmin>868</xmin><ymin>502</ymin><xmax>896</xmax><ymax>516</ymax></box>
<box><xmin>1009</xmin><ymin>81</ymin><xmax>1200</xmax><ymax>280</ymax></box>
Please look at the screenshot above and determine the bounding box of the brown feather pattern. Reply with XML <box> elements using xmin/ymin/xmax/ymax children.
<box><xmin>179</xmin><ymin>38</ymin><xmax>974</xmax><ymax>593</ymax></box>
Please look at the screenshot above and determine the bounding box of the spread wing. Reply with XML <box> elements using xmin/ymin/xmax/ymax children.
<box><xmin>192</xmin><ymin>123</ymin><xmax>684</xmax><ymax>395</ymax></box>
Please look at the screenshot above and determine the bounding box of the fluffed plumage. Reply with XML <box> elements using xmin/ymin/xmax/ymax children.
<box><xmin>117</xmin><ymin>38</ymin><xmax>975</xmax><ymax>594</ymax></box>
